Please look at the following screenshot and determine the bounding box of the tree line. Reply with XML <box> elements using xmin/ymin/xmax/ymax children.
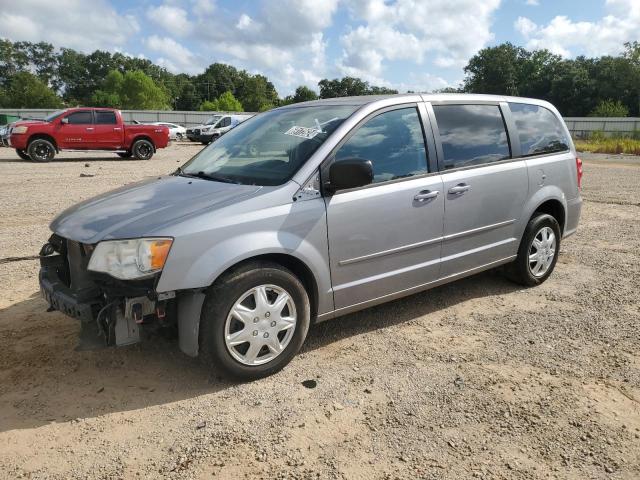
<box><xmin>1</xmin><ymin>38</ymin><xmax>639</xmax><ymax>116</ymax></box>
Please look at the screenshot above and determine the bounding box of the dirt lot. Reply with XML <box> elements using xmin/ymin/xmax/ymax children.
<box><xmin>0</xmin><ymin>145</ymin><xmax>638</xmax><ymax>479</ymax></box>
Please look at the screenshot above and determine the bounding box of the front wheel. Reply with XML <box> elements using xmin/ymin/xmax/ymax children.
<box><xmin>199</xmin><ymin>261</ymin><xmax>311</xmax><ymax>380</ymax></box>
<box><xmin>505</xmin><ymin>213</ymin><xmax>561</xmax><ymax>286</ymax></box>
<box><xmin>15</xmin><ymin>149</ymin><xmax>31</xmax><ymax>161</ymax></box>
<box><xmin>132</xmin><ymin>139</ymin><xmax>154</xmax><ymax>160</ymax></box>
<box><xmin>27</xmin><ymin>139</ymin><xmax>56</xmax><ymax>162</ymax></box>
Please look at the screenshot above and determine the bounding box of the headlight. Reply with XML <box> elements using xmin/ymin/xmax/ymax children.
<box><xmin>88</xmin><ymin>238</ymin><xmax>173</xmax><ymax>280</ymax></box>
<box><xmin>12</xmin><ymin>126</ymin><xmax>28</xmax><ymax>134</ymax></box>
<box><xmin>201</xmin><ymin>126</ymin><xmax>211</xmax><ymax>132</ymax></box>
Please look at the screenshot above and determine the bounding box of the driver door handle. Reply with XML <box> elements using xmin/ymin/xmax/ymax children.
<box><xmin>414</xmin><ymin>190</ymin><xmax>439</xmax><ymax>202</ymax></box>
<box><xmin>448</xmin><ymin>183</ymin><xmax>470</xmax><ymax>195</ymax></box>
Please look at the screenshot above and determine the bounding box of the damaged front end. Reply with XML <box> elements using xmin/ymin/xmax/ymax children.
<box><xmin>39</xmin><ymin>234</ymin><xmax>179</xmax><ymax>350</ymax></box>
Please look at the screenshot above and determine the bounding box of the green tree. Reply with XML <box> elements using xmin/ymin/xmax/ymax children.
<box><xmin>589</xmin><ymin>100</ymin><xmax>629</xmax><ymax>117</ymax></box>
<box><xmin>216</xmin><ymin>91</ymin><xmax>243</xmax><ymax>111</ymax></box>
<box><xmin>199</xmin><ymin>99</ymin><xmax>219</xmax><ymax>111</ymax></box>
<box><xmin>0</xmin><ymin>71</ymin><xmax>62</xmax><ymax>108</ymax></box>
<box><xmin>292</xmin><ymin>85</ymin><xmax>318</xmax><ymax>103</ymax></box>
<box><xmin>318</xmin><ymin>77</ymin><xmax>397</xmax><ymax>98</ymax></box>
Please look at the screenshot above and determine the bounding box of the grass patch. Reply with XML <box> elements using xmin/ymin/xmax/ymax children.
<box><xmin>574</xmin><ymin>138</ymin><xmax>640</xmax><ymax>155</ymax></box>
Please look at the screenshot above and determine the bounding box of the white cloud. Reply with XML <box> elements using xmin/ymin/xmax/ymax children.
<box><xmin>525</xmin><ymin>0</ymin><xmax>539</xmax><ymax>6</ymax></box>
<box><xmin>146</xmin><ymin>5</ymin><xmax>192</xmax><ymax>37</ymax></box>
<box><xmin>144</xmin><ymin>35</ymin><xmax>203</xmax><ymax>74</ymax></box>
<box><xmin>339</xmin><ymin>0</ymin><xmax>501</xmax><ymax>79</ymax></box>
<box><xmin>0</xmin><ymin>0</ymin><xmax>138</xmax><ymax>52</ymax></box>
<box><xmin>515</xmin><ymin>0</ymin><xmax>640</xmax><ymax>57</ymax></box>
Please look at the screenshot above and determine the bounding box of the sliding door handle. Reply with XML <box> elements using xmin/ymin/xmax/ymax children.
<box><xmin>448</xmin><ymin>183</ymin><xmax>470</xmax><ymax>195</ymax></box>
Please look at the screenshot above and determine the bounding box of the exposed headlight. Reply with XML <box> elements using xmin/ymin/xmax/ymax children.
<box><xmin>12</xmin><ymin>126</ymin><xmax>28</xmax><ymax>134</ymax></box>
<box><xmin>88</xmin><ymin>238</ymin><xmax>173</xmax><ymax>280</ymax></box>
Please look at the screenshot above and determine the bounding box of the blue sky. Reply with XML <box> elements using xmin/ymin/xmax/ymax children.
<box><xmin>1</xmin><ymin>0</ymin><xmax>637</xmax><ymax>96</ymax></box>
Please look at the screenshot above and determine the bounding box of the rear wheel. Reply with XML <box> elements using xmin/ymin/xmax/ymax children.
<box><xmin>132</xmin><ymin>139</ymin><xmax>154</xmax><ymax>160</ymax></box>
<box><xmin>199</xmin><ymin>261</ymin><xmax>310</xmax><ymax>380</ymax></box>
<box><xmin>15</xmin><ymin>149</ymin><xmax>31</xmax><ymax>161</ymax></box>
<box><xmin>27</xmin><ymin>139</ymin><xmax>56</xmax><ymax>162</ymax></box>
<box><xmin>505</xmin><ymin>213</ymin><xmax>561</xmax><ymax>286</ymax></box>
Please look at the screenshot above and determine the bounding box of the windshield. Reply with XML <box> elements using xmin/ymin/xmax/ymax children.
<box><xmin>181</xmin><ymin>105</ymin><xmax>359</xmax><ymax>186</ymax></box>
<box><xmin>205</xmin><ymin>115</ymin><xmax>223</xmax><ymax>125</ymax></box>
<box><xmin>43</xmin><ymin>110</ymin><xmax>66</xmax><ymax>122</ymax></box>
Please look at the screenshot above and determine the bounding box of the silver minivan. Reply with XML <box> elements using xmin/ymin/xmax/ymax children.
<box><xmin>39</xmin><ymin>94</ymin><xmax>582</xmax><ymax>379</ymax></box>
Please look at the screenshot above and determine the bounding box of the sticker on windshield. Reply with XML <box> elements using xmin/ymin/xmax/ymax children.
<box><xmin>284</xmin><ymin>126</ymin><xmax>321</xmax><ymax>139</ymax></box>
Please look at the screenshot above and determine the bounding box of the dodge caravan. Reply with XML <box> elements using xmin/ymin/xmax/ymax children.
<box><xmin>39</xmin><ymin>94</ymin><xmax>582</xmax><ymax>379</ymax></box>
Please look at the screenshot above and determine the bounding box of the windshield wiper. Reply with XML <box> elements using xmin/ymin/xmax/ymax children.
<box><xmin>177</xmin><ymin>169</ymin><xmax>239</xmax><ymax>184</ymax></box>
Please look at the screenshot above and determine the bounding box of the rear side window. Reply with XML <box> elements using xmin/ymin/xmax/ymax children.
<box><xmin>95</xmin><ymin>111</ymin><xmax>117</xmax><ymax>124</ymax></box>
<box><xmin>335</xmin><ymin>107</ymin><xmax>428</xmax><ymax>184</ymax></box>
<box><xmin>66</xmin><ymin>111</ymin><xmax>93</xmax><ymax>124</ymax></box>
<box><xmin>433</xmin><ymin>104</ymin><xmax>510</xmax><ymax>170</ymax></box>
<box><xmin>509</xmin><ymin>103</ymin><xmax>570</xmax><ymax>156</ymax></box>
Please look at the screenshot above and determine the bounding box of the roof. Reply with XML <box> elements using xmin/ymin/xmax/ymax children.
<box><xmin>279</xmin><ymin>93</ymin><xmax>555</xmax><ymax>110</ymax></box>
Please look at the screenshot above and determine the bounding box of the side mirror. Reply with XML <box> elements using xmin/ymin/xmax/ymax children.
<box><xmin>61</xmin><ymin>117</ymin><xmax>69</xmax><ymax>124</ymax></box>
<box><xmin>328</xmin><ymin>158</ymin><xmax>373</xmax><ymax>192</ymax></box>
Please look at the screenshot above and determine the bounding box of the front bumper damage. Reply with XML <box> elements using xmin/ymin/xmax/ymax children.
<box><xmin>38</xmin><ymin>234</ymin><xmax>179</xmax><ymax>350</ymax></box>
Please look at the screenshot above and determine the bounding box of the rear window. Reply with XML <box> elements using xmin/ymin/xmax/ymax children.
<box><xmin>509</xmin><ymin>103</ymin><xmax>570</xmax><ymax>156</ymax></box>
<box><xmin>95</xmin><ymin>111</ymin><xmax>117</xmax><ymax>124</ymax></box>
<box><xmin>433</xmin><ymin>104</ymin><xmax>510</xmax><ymax>170</ymax></box>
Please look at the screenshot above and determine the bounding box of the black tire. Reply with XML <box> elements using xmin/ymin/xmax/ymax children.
<box><xmin>27</xmin><ymin>138</ymin><xmax>56</xmax><ymax>162</ymax></box>
<box><xmin>132</xmin><ymin>139</ymin><xmax>154</xmax><ymax>160</ymax></box>
<box><xmin>15</xmin><ymin>149</ymin><xmax>31</xmax><ymax>161</ymax></box>
<box><xmin>199</xmin><ymin>261</ymin><xmax>311</xmax><ymax>380</ymax></box>
<box><xmin>176</xmin><ymin>133</ymin><xmax>183</xmax><ymax>141</ymax></box>
<box><xmin>117</xmin><ymin>151</ymin><xmax>132</xmax><ymax>159</ymax></box>
<box><xmin>505</xmin><ymin>213</ymin><xmax>561</xmax><ymax>287</ymax></box>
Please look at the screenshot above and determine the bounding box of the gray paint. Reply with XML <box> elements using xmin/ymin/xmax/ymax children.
<box><xmin>48</xmin><ymin>93</ymin><xmax>582</xmax><ymax>356</ymax></box>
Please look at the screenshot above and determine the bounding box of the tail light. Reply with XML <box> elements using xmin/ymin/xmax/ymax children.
<box><xmin>575</xmin><ymin>157</ymin><xmax>583</xmax><ymax>190</ymax></box>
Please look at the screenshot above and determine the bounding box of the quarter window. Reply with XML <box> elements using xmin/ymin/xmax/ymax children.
<box><xmin>335</xmin><ymin>107</ymin><xmax>428</xmax><ymax>184</ymax></box>
<box><xmin>95</xmin><ymin>111</ymin><xmax>117</xmax><ymax>124</ymax></box>
<box><xmin>66</xmin><ymin>111</ymin><xmax>93</xmax><ymax>125</ymax></box>
<box><xmin>433</xmin><ymin>104</ymin><xmax>510</xmax><ymax>170</ymax></box>
<box><xmin>509</xmin><ymin>103</ymin><xmax>570</xmax><ymax>156</ymax></box>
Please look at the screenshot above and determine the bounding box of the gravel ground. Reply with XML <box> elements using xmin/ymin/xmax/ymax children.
<box><xmin>0</xmin><ymin>146</ymin><xmax>638</xmax><ymax>479</ymax></box>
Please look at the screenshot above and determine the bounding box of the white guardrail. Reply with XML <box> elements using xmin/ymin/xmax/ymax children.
<box><xmin>0</xmin><ymin>109</ymin><xmax>257</xmax><ymax>128</ymax></box>
<box><xmin>1</xmin><ymin>109</ymin><xmax>639</xmax><ymax>136</ymax></box>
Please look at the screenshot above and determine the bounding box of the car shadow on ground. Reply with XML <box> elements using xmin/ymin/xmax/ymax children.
<box><xmin>0</xmin><ymin>269</ymin><xmax>519</xmax><ymax>433</ymax></box>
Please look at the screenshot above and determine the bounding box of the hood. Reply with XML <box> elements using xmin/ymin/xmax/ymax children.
<box><xmin>13</xmin><ymin>119</ymin><xmax>47</xmax><ymax>127</ymax></box>
<box><xmin>51</xmin><ymin>175</ymin><xmax>262</xmax><ymax>243</ymax></box>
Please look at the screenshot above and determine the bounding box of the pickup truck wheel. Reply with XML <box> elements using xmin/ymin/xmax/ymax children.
<box><xmin>15</xmin><ymin>149</ymin><xmax>31</xmax><ymax>161</ymax></box>
<box><xmin>27</xmin><ymin>139</ymin><xmax>56</xmax><ymax>162</ymax></box>
<box><xmin>117</xmin><ymin>151</ymin><xmax>132</xmax><ymax>158</ymax></box>
<box><xmin>199</xmin><ymin>261</ymin><xmax>311</xmax><ymax>380</ymax></box>
<box><xmin>505</xmin><ymin>213</ymin><xmax>561</xmax><ymax>287</ymax></box>
<box><xmin>132</xmin><ymin>139</ymin><xmax>154</xmax><ymax>160</ymax></box>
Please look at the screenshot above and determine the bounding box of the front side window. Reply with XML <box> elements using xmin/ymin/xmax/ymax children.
<box><xmin>335</xmin><ymin>107</ymin><xmax>428</xmax><ymax>184</ymax></box>
<box><xmin>181</xmin><ymin>105</ymin><xmax>358</xmax><ymax>186</ymax></box>
<box><xmin>509</xmin><ymin>103</ymin><xmax>570</xmax><ymax>156</ymax></box>
<box><xmin>218</xmin><ymin>117</ymin><xmax>232</xmax><ymax>128</ymax></box>
<box><xmin>66</xmin><ymin>111</ymin><xmax>93</xmax><ymax>125</ymax></box>
<box><xmin>433</xmin><ymin>104</ymin><xmax>510</xmax><ymax>170</ymax></box>
<box><xmin>95</xmin><ymin>111</ymin><xmax>117</xmax><ymax>124</ymax></box>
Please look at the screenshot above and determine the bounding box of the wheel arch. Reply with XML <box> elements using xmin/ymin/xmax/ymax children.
<box><xmin>27</xmin><ymin>133</ymin><xmax>58</xmax><ymax>152</ymax></box>
<box><xmin>533</xmin><ymin>198</ymin><xmax>566</xmax><ymax>234</ymax></box>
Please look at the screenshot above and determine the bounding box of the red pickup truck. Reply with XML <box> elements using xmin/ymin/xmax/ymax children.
<box><xmin>8</xmin><ymin>108</ymin><xmax>170</xmax><ymax>162</ymax></box>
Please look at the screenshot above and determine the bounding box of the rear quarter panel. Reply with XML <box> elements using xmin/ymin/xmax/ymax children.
<box><xmin>123</xmin><ymin>125</ymin><xmax>170</xmax><ymax>149</ymax></box>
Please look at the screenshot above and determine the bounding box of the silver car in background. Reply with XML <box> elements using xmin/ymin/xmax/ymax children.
<box><xmin>39</xmin><ymin>94</ymin><xmax>582</xmax><ymax>379</ymax></box>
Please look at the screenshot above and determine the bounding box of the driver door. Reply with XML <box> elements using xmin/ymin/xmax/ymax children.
<box><xmin>324</xmin><ymin>105</ymin><xmax>444</xmax><ymax>310</ymax></box>
<box><xmin>57</xmin><ymin>110</ymin><xmax>94</xmax><ymax>149</ymax></box>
